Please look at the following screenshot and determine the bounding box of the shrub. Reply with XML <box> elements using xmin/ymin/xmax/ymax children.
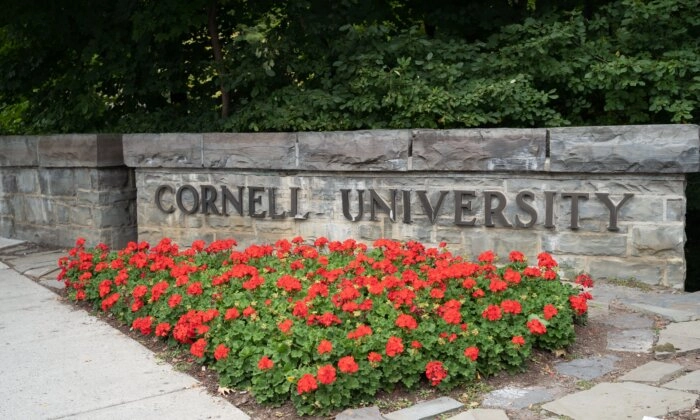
<box><xmin>58</xmin><ymin>237</ymin><xmax>592</xmax><ymax>415</ymax></box>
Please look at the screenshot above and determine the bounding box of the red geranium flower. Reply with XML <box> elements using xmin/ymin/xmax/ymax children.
<box><xmin>190</xmin><ymin>338</ymin><xmax>207</xmax><ymax>358</ymax></box>
<box><xmin>478</xmin><ymin>250</ymin><xmax>495</xmax><ymax>263</ymax></box>
<box><xmin>569</xmin><ymin>295</ymin><xmax>588</xmax><ymax>315</ymax></box>
<box><xmin>411</xmin><ymin>340</ymin><xmax>423</xmax><ymax>349</ymax></box>
<box><xmin>317</xmin><ymin>364</ymin><xmax>337</xmax><ymax>385</ymax></box>
<box><xmin>489</xmin><ymin>278</ymin><xmax>508</xmax><ymax>293</ymax></box>
<box><xmin>155</xmin><ymin>322</ymin><xmax>171</xmax><ymax>337</ymax></box>
<box><xmin>131</xmin><ymin>285</ymin><xmax>147</xmax><ymax>299</ymax></box>
<box><xmin>347</xmin><ymin>324</ymin><xmax>373</xmax><ymax>340</ymax></box>
<box><xmin>367</xmin><ymin>352</ymin><xmax>382</xmax><ymax>363</ymax></box>
<box><xmin>503</xmin><ymin>268</ymin><xmax>522</xmax><ymax>284</ymax></box>
<box><xmin>543</xmin><ymin>304</ymin><xmax>558</xmax><ymax>320</ymax></box>
<box><xmin>258</xmin><ymin>356</ymin><xmax>274</xmax><ymax>370</ymax></box>
<box><xmin>297</xmin><ymin>373</ymin><xmax>318</xmax><ymax>394</ymax></box>
<box><xmin>464</xmin><ymin>346</ymin><xmax>479</xmax><ymax>361</ymax></box>
<box><xmin>523</xmin><ymin>266</ymin><xmax>542</xmax><ymax>277</ymax></box>
<box><xmin>276</xmin><ymin>274</ymin><xmax>302</xmax><ymax>293</ymax></box>
<box><xmin>317</xmin><ymin>339</ymin><xmax>333</xmax><ymax>355</ymax></box>
<box><xmin>278</xmin><ymin>319</ymin><xmax>293</xmax><ymax>333</ymax></box>
<box><xmin>425</xmin><ymin>360</ymin><xmax>448</xmax><ymax>386</ymax></box>
<box><xmin>338</xmin><ymin>356</ymin><xmax>359</xmax><ymax>374</ymax></box>
<box><xmin>98</xmin><ymin>280</ymin><xmax>112</xmax><ymax>298</ymax></box>
<box><xmin>501</xmin><ymin>300</ymin><xmax>522</xmax><ymax>315</ymax></box>
<box><xmin>482</xmin><ymin>305</ymin><xmax>502</xmax><ymax>321</ymax></box>
<box><xmin>395</xmin><ymin>314</ymin><xmax>418</xmax><ymax>330</ymax></box>
<box><xmin>575</xmin><ymin>273</ymin><xmax>594</xmax><ymax>288</ymax></box>
<box><xmin>214</xmin><ymin>344</ymin><xmax>229</xmax><ymax>361</ymax></box>
<box><xmin>509</xmin><ymin>251</ymin><xmax>525</xmax><ymax>262</ymax></box>
<box><xmin>385</xmin><ymin>336</ymin><xmax>404</xmax><ymax>357</ymax></box>
<box><xmin>167</xmin><ymin>294</ymin><xmax>182</xmax><ymax>308</ymax></box>
<box><xmin>537</xmin><ymin>252</ymin><xmax>557</xmax><ymax>268</ymax></box>
<box><xmin>224</xmin><ymin>307</ymin><xmax>240</xmax><ymax>320</ymax></box>
<box><xmin>512</xmin><ymin>335</ymin><xmax>525</xmax><ymax>346</ymax></box>
<box><xmin>131</xmin><ymin>316</ymin><xmax>153</xmax><ymax>335</ymax></box>
<box><xmin>186</xmin><ymin>281</ymin><xmax>203</xmax><ymax>296</ymax></box>
<box><xmin>527</xmin><ymin>319</ymin><xmax>547</xmax><ymax>335</ymax></box>
<box><xmin>101</xmin><ymin>293</ymin><xmax>120</xmax><ymax>311</ymax></box>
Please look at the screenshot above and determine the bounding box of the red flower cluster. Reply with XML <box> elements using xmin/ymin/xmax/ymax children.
<box><xmin>317</xmin><ymin>365</ymin><xmax>336</xmax><ymax>385</ymax></box>
<box><xmin>317</xmin><ymin>339</ymin><xmax>333</xmax><ymax>355</ymax></box>
<box><xmin>527</xmin><ymin>319</ymin><xmax>547</xmax><ymax>335</ymax></box>
<box><xmin>385</xmin><ymin>336</ymin><xmax>404</xmax><ymax>357</ymax></box>
<box><xmin>297</xmin><ymin>373</ymin><xmax>318</xmax><ymax>394</ymax></box>
<box><xmin>395</xmin><ymin>313</ymin><xmax>418</xmax><ymax>330</ymax></box>
<box><xmin>464</xmin><ymin>346</ymin><xmax>479</xmax><ymax>361</ymax></box>
<box><xmin>338</xmin><ymin>356</ymin><xmax>359</xmax><ymax>374</ymax></box>
<box><xmin>258</xmin><ymin>356</ymin><xmax>274</xmax><ymax>370</ymax></box>
<box><xmin>425</xmin><ymin>361</ymin><xmax>448</xmax><ymax>386</ymax></box>
<box><xmin>482</xmin><ymin>304</ymin><xmax>502</xmax><ymax>321</ymax></box>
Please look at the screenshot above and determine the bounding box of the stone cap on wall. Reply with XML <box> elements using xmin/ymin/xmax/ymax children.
<box><xmin>6</xmin><ymin>125</ymin><xmax>692</xmax><ymax>173</ymax></box>
<box><xmin>122</xmin><ymin>125</ymin><xmax>699</xmax><ymax>173</ymax></box>
<box><xmin>0</xmin><ymin>134</ymin><xmax>124</xmax><ymax>168</ymax></box>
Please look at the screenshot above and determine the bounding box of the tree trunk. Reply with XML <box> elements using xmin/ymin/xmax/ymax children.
<box><xmin>207</xmin><ymin>1</ymin><xmax>230</xmax><ymax>118</ymax></box>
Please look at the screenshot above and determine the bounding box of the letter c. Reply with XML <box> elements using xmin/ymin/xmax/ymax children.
<box><xmin>155</xmin><ymin>185</ymin><xmax>175</xmax><ymax>213</ymax></box>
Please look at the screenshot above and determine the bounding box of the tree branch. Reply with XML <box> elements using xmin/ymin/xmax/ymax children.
<box><xmin>207</xmin><ymin>1</ymin><xmax>230</xmax><ymax>118</ymax></box>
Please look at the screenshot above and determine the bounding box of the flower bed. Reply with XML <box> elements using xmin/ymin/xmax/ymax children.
<box><xmin>58</xmin><ymin>237</ymin><xmax>593</xmax><ymax>415</ymax></box>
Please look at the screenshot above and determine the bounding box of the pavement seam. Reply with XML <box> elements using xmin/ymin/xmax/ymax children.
<box><xmin>46</xmin><ymin>386</ymin><xmax>204</xmax><ymax>420</ymax></box>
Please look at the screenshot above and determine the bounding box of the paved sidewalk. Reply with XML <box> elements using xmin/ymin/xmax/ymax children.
<box><xmin>0</xmin><ymin>239</ymin><xmax>249</xmax><ymax>420</ymax></box>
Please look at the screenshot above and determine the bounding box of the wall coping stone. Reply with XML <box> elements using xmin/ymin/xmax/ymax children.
<box><xmin>0</xmin><ymin>136</ymin><xmax>39</xmax><ymax>166</ymax></box>
<box><xmin>549</xmin><ymin>125</ymin><xmax>699</xmax><ymax>173</ymax></box>
<box><xmin>38</xmin><ymin>134</ymin><xmax>124</xmax><ymax>168</ymax></box>
<box><xmin>1</xmin><ymin>134</ymin><xmax>124</xmax><ymax>168</ymax></box>
<box><xmin>411</xmin><ymin>128</ymin><xmax>546</xmax><ymax>171</ymax></box>
<box><xmin>120</xmin><ymin>125</ymin><xmax>700</xmax><ymax>173</ymax></box>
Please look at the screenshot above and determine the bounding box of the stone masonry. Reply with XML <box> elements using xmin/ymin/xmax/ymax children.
<box><xmin>0</xmin><ymin>134</ymin><xmax>136</xmax><ymax>248</ymax></box>
<box><xmin>122</xmin><ymin>125</ymin><xmax>699</xmax><ymax>289</ymax></box>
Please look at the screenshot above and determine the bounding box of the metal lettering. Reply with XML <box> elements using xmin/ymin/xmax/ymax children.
<box><xmin>268</xmin><ymin>188</ymin><xmax>286</xmax><ymax>219</ymax></box>
<box><xmin>562</xmin><ymin>192</ymin><xmax>589</xmax><ymax>230</ymax></box>
<box><xmin>155</xmin><ymin>185</ymin><xmax>175</xmax><ymax>214</ymax></box>
<box><xmin>416</xmin><ymin>190</ymin><xmax>448</xmax><ymax>224</ymax></box>
<box><xmin>484</xmin><ymin>191</ymin><xmax>513</xmax><ymax>228</ymax></box>
<box><xmin>341</xmin><ymin>189</ymin><xmax>364</xmax><ymax>222</ymax></box>
<box><xmin>221</xmin><ymin>186</ymin><xmax>244</xmax><ymax>216</ymax></box>
<box><xmin>544</xmin><ymin>191</ymin><xmax>556</xmax><ymax>229</ymax></box>
<box><xmin>402</xmin><ymin>190</ymin><xmax>412</xmax><ymax>224</ymax></box>
<box><xmin>176</xmin><ymin>185</ymin><xmax>199</xmax><ymax>215</ymax></box>
<box><xmin>454</xmin><ymin>190</ymin><xmax>476</xmax><ymax>226</ymax></box>
<box><xmin>200</xmin><ymin>185</ymin><xmax>220</xmax><ymax>215</ymax></box>
<box><xmin>369</xmin><ymin>189</ymin><xmax>396</xmax><ymax>222</ymax></box>
<box><xmin>596</xmin><ymin>193</ymin><xmax>634</xmax><ymax>231</ymax></box>
<box><xmin>290</xmin><ymin>187</ymin><xmax>309</xmax><ymax>220</ymax></box>
<box><xmin>515</xmin><ymin>190</ymin><xmax>537</xmax><ymax>228</ymax></box>
<box><xmin>248</xmin><ymin>186</ymin><xmax>266</xmax><ymax>218</ymax></box>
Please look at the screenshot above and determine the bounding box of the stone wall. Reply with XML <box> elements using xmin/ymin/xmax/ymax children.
<box><xmin>0</xmin><ymin>135</ymin><xmax>137</xmax><ymax>248</ymax></box>
<box><xmin>123</xmin><ymin>125</ymin><xmax>699</xmax><ymax>289</ymax></box>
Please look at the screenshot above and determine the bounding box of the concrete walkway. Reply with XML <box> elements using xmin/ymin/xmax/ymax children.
<box><xmin>0</xmin><ymin>239</ymin><xmax>249</xmax><ymax>420</ymax></box>
<box><xmin>2</xmin><ymin>237</ymin><xmax>700</xmax><ymax>420</ymax></box>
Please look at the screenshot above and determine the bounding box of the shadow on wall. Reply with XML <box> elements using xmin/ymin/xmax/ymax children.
<box><xmin>685</xmin><ymin>173</ymin><xmax>700</xmax><ymax>292</ymax></box>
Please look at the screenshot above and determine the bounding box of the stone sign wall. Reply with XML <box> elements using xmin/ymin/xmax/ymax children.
<box><xmin>123</xmin><ymin>125</ymin><xmax>699</xmax><ymax>289</ymax></box>
<box><xmin>0</xmin><ymin>126</ymin><xmax>696</xmax><ymax>288</ymax></box>
<box><xmin>0</xmin><ymin>134</ymin><xmax>137</xmax><ymax>248</ymax></box>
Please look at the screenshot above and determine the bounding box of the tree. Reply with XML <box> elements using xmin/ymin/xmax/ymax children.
<box><xmin>0</xmin><ymin>0</ymin><xmax>698</xmax><ymax>134</ymax></box>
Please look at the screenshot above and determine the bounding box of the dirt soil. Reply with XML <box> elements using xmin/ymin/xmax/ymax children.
<box><xmin>47</xmin><ymin>283</ymin><xmax>700</xmax><ymax>420</ymax></box>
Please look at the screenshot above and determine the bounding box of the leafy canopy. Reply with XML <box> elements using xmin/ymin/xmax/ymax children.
<box><xmin>0</xmin><ymin>0</ymin><xmax>698</xmax><ymax>134</ymax></box>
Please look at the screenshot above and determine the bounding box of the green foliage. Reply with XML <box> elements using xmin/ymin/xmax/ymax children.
<box><xmin>0</xmin><ymin>0</ymin><xmax>697</xmax><ymax>134</ymax></box>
